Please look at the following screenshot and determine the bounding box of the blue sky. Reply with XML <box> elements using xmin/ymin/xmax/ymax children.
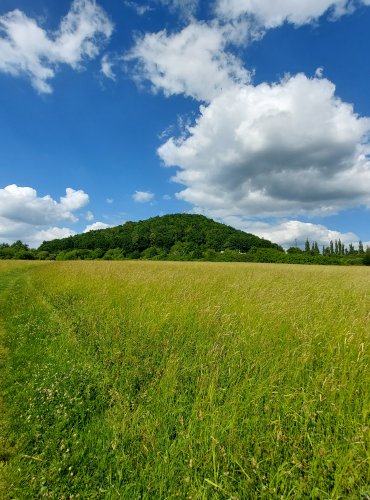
<box><xmin>0</xmin><ymin>0</ymin><xmax>370</xmax><ymax>248</ymax></box>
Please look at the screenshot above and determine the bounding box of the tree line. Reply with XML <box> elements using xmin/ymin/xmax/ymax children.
<box><xmin>1</xmin><ymin>214</ymin><xmax>369</xmax><ymax>265</ymax></box>
<box><xmin>288</xmin><ymin>238</ymin><xmax>367</xmax><ymax>258</ymax></box>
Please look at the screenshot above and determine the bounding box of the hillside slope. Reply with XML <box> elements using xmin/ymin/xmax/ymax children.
<box><xmin>38</xmin><ymin>213</ymin><xmax>282</xmax><ymax>258</ymax></box>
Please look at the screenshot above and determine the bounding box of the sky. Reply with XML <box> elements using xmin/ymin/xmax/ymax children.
<box><xmin>1</xmin><ymin>0</ymin><xmax>370</xmax><ymax>249</ymax></box>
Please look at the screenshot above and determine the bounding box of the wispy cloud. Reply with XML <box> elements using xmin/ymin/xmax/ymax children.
<box><xmin>124</xmin><ymin>1</ymin><xmax>154</xmax><ymax>16</ymax></box>
<box><xmin>158</xmin><ymin>0</ymin><xmax>199</xmax><ymax>20</ymax></box>
<box><xmin>86</xmin><ymin>211</ymin><xmax>94</xmax><ymax>221</ymax></box>
<box><xmin>100</xmin><ymin>54</ymin><xmax>116</xmax><ymax>80</ymax></box>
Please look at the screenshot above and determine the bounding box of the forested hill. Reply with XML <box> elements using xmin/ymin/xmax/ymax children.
<box><xmin>38</xmin><ymin>214</ymin><xmax>282</xmax><ymax>258</ymax></box>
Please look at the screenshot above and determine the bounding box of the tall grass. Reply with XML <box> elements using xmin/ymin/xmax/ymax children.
<box><xmin>1</xmin><ymin>261</ymin><xmax>369</xmax><ymax>498</ymax></box>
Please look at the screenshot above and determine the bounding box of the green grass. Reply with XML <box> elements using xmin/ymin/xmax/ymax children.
<box><xmin>1</xmin><ymin>261</ymin><xmax>369</xmax><ymax>498</ymax></box>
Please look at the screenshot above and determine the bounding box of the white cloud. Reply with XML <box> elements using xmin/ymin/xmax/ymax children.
<box><xmin>100</xmin><ymin>54</ymin><xmax>116</xmax><ymax>80</ymax></box>
<box><xmin>0</xmin><ymin>0</ymin><xmax>113</xmax><ymax>93</ymax></box>
<box><xmin>0</xmin><ymin>184</ymin><xmax>89</xmax><ymax>247</ymax></box>
<box><xmin>215</xmin><ymin>0</ymin><xmax>369</xmax><ymax>28</ymax></box>
<box><xmin>124</xmin><ymin>1</ymin><xmax>154</xmax><ymax>16</ymax></box>
<box><xmin>125</xmin><ymin>0</ymin><xmax>198</xmax><ymax>19</ymax></box>
<box><xmin>86</xmin><ymin>210</ymin><xmax>94</xmax><ymax>221</ymax></box>
<box><xmin>132</xmin><ymin>190</ymin><xmax>155</xmax><ymax>203</ymax></box>
<box><xmin>84</xmin><ymin>221</ymin><xmax>113</xmax><ymax>232</ymax></box>
<box><xmin>163</xmin><ymin>194</ymin><xmax>172</xmax><ymax>200</ymax></box>
<box><xmin>158</xmin><ymin>0</ymin><xmax>198</xmax><ymax>20</ymax></box>
<box><xmin>106</xmin><ymin>198</ymin><xmax>114</xmax><ymax>204</ymax></box>
<box><xmin>159</xmin><ymin>74</ymin><xmax>370</xmax><ymax>218</ymax></box>
<box><xmin>60</xmin><ymin>187</ymin><xmax>89</xmax><ymax>212</ymax></box>
<box><xmin>254</xmin><ymin>220</ymin><xmax>359</xmax><ymax>248</ymax></box>
<box><xmin>125</xmin><ymin>21</ymin><xmax>250</xmax><ymax>101</ymax></box>
<box><xmin>191</xmin><ymin>208</ymin><xmax>360</xmax><ymax>247</ymax></box>
<box><xmin>30</xmin><ymin>227</ymin><xmax>76</xmax><ymax>247</ymax></box>
<box><xmin>0</xmin><ymin>217</ymin><xmax>33</xmax><ymax>243</ymax></box>
<box><xmin>0</xmin><ymin>217</ymin><xmax>76</xmax><ymax>248</ymax></box>
<box><xmin>0</xmin><ymin>184</ymin><xmax>89</xmax><ymax>225</ymax></box>
<box><xmin>220</xmin><ymin>215</ymin><xmax>359</xmax><ymax>248</ymax></box>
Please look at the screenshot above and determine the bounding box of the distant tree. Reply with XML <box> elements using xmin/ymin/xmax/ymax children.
<box><xmin>287</xmin><ymin>247</ymin><xmax>303</xmax><ymax>254</ymax></box>
<box><xmin>363</xmin><ymin>249</ymin><xmax>370</xmax><ymax>266</ymax></box>
<box><xmin>141</xmin><ymin>247</ymin><xmax>160</xmax><ymax>259</ymax></box>
<box><xmin>35</xmin><ymin>250</ymin><xmax>49</xmax><ymax>260</ymax></box>
<box><xmin>14</xmin><ymin>249</ymin><xmax>34</xmax><ymax>260</ymax></box>
<box><xmin>103</xmin><ymin>248</ymin><xmax>124</xmax><ymax>260</ymax></box>
<box><xmin>191</xmin><ymin>248</ymin><xmax>203</xmax><ymax>259</ymax></box>
<box><xmin>206</xmin><ymin>229</ymin><xmax>224</xmax><ymax>251</ymax></box>
<box><xmin>312</xmin><ymin>242</ymin><xmax>320</xmax><ymax>255</ymax></box>
<box><xmin>338</xmin><ymin>239</ymin><xmax>344</xmax><ymax>256</ymax></box>
<box><xmin>90</xmin><ymin>248</ymin><xmax>105</xmax><ymax>259</ymax></box>
<box><xmin>11</xmin><ymin>240</ymin><xmax>29</xmax><ymax>251</ymax></box>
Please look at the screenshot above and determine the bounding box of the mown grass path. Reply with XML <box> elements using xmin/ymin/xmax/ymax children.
<box><xmin>0</xmin><ymin>267</ymin><xmax>13</xmax><ymax>498</ymax></box>
<box><xmin>0</xmin><ymin>262</ymin><xmax>43</xmax><ymax>498</ymax></box>
<box><xmin>0</xmin><ymin>261</ymin><xmax>369</xmax><ymax>499</ymax></box>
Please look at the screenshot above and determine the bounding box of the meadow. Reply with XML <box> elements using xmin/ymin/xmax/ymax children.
<box><xmin>0</xmin><ymin>260</ymin><xmax>369</xmax><ymax>499</ymax></box>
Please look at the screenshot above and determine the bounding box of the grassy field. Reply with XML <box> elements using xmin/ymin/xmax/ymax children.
<box><xmin>0</xmin><ymin>260</ymin><xmax>369</xmax><ymax>499</ymax></box>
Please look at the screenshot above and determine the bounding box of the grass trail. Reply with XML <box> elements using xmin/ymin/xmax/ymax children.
<box><xmin>0</xmin><ymin>262</ymin><xmax>46</xmax><ymax>498</ymax></box>
<box><xmin>1</xmin><ymin>261</ymin><xmax>369</xmax><ymax>498</ymax></box>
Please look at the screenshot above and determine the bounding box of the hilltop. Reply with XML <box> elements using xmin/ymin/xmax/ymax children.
<box><xmin>1</xmin><ymin>214</ymin><xmax>367</xmax><ymax>264</ymax></box>
<box><xmin>38</xmin><ymin>213</ymin><xmax>282</xmax><ymax>260</ymax></box>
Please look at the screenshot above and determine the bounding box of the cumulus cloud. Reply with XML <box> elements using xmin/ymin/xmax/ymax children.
<box><xmin>84</xmin><ymin>221</ymin><xmax>113</xmax><ymax>232</ymax></box>
<box><xmin>159</xmin><ymin>74</ymin><xmax>370</xmax><ymax>218</ymax></box>
<box><xmin>252</xmin><ymin>220</ymin><xmax>359</xmax><ymax>248</ymax></box>
<box><xmin>0</xmin><ymin>0</ymin><xmax>113</xmax><ymax>93</ymax></box>
<box><xmin>125</xmin><ymin>21</ymin><xmax>250</xmax><ymax>101</ymax></box>
<box><xmin>60</xmin><ymin>188</ymin><xmax>89</xmax><ymax>212</ymax></box>
<box><xmin>0</xmin><ymin>184</ymin><xmax>89</xmax><ymax>246</ymax></box>
<box><xmin>216</xmin><ymin>214</ymin><xmax>359</xmax><ymax>248</ymax></box>
<box><xmin>30</xmin><ymin>227</ymin><xmax>76</xmax><ymax>247</ymax></box>
<box><xmin>0</xmin><ymin>223</ymin><xmax>75</xmax><ymax>248</ymax></box>
<box><xmin>132</xmin><ymin>190</ymin><xmax>155</xmax><ymax>203</ymax></box>
<box><xmin>215</xmin><ymin>0</ymin><xmax>369</xmax><ymax>28</ymax></box>
<box><xmin>0</xmin><ymin>185</ymin><xmax>89</xmax><ymax>224</ymax></box>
